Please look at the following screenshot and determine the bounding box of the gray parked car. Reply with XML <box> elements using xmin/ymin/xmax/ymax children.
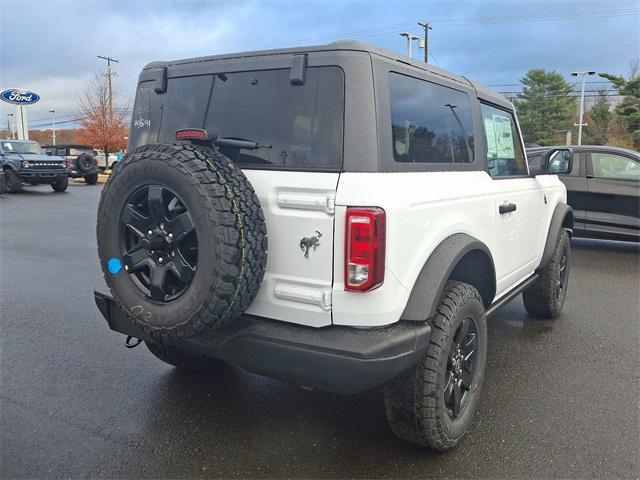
<box><xmin>0</xmin><ymin>139</ymin><xmax>68</xmax><ymax>192</ymax></box>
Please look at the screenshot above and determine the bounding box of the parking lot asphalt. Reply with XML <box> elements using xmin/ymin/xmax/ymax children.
<box><xmin>1</xmin><ymin>183</ymin><xmax>638</xmax><ymax>479</ymax></box>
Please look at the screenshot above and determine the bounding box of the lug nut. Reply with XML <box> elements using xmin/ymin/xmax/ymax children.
<box><xmin>171</xmin><ymin>251</ymin><xmax>175</xmax><ymax>257</ymax></box>
<box><xmin>158</xmin><ymin>257</ymin><xmax>164</xmax><ymax>263</ymax></box>
<box><xmin>147</xmin><ymin>230</ymin><xmax>153</xmax><ymax>236</ymax></box>
<box><xmin>159</xmin><ymin>223</ymin><xmax>165</xmax><ymax>230</ymax></box>
<box><xmin>168</xmin><ymin>233</ymin><xmax>173</xmax><ymax>240</ymax></box>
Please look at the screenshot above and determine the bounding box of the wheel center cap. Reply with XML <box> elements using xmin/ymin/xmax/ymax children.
<box><xmin>147</xmin><ymin>232</ymin><xmax>168</xmax><ymax>250</ymax></box>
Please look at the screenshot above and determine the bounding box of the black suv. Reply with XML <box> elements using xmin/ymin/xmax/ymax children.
<box><xmin>42</xmin><ymin>144</ymin><xmax>99</xmax><ymax>184</ymax></box>
<box><xmin>0</xmin><ymin>139</ymin><xmax>68</xmax><ymax>192</ymax></box>
<box><xmin>528</xmin><ymin>145</ymin><xmax>639</xmax><ymax>242</ymax></box>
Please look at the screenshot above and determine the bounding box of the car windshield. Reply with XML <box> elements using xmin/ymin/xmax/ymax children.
<box><xmin>1</xmin><ymin>141</ymin><xmax>41</xmax><ymax>155</ymax></box>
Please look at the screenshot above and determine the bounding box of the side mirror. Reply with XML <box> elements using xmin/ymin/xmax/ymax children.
<box><xmin>545</xmin><ymin>148</ymin><xmax>572</xmax><ymax>175</ymax></box>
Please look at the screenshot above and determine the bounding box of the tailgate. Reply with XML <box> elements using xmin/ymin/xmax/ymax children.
<box><xmin>243</xmin><ymin>170</ymin><xmax>339</xmax><ymax>327</ymax></box>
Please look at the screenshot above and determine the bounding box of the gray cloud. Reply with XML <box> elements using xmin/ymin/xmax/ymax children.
<box><xmin>1</xmin><ymin>0</ymin><xmax>638</xmax><ymax>131</ymax></box>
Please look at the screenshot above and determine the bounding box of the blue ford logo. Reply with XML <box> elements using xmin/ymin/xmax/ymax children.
<box><xmin>0</xmin><ymin>88</ymin><xmax>40</xmax><ymax>105</ymax></box>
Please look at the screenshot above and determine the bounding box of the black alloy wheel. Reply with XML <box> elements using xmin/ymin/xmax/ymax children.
<box><xmin>120</xmin><ymin>184</ymin><xmax>198</xmax><ymax>302</ymax></box>
<box><xmin>444</xmin><ymin>316</ymin><xmax>478</xmax><ymax>418</ymax></box>
<box><xmin>557</xmin><ymin>248</ymin><xmax>568</xmax><ymax>300</ymax></box>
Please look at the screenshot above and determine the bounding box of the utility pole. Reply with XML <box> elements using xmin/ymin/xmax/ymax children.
<box><xmin>399</xmin><ymin>32</ymin><xmax>420</xmax><ymax>57</ymax></box>
<box><xmin>417</xmin><ymin>21</ymin><xmax>432</xmax><ymax>63</ymax></box>
<box><xmin>97</xmin><ymin>55</ymin><xmax>120</xmax><ymax>119</ymax></box>
<box><xmin>50</xmin><ymin>110</ymin><xmax>56</xmax><ymax>145</ymax></box>
<box><xmin>571</xmin><ymin>70</ymin><xmax>596</xmax><ymax>145</ymax></box>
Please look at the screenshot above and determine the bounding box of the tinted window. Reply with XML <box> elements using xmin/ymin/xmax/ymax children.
<box><xmin>205</xmin><ymin>67</ymin><xmax>344</xmax><ymax>169</ymax></box>
<box><xmin>69</xmin><ymin>148</ymin><xmax>92</xmax><ymax>156</ymax></box>
<box><xmin>481</xmin><ymin>104</ymin><xmax>527</xmax><ymax>177</ymax></box>
<box><xmin>590</xmin><ymin>152</ymin><xmax>640</xmax><ymax>180</ymax></box>
<box><xmin>390</xmin><ymin>73</ymin><xmax>474</xmax><ymax>164</ymax></box>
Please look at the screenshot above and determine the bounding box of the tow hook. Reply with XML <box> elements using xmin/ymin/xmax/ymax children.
<box><xmin>125</xmin><ymin>336</ymin><xmax>142</xmax><ymax>348</ymax></box>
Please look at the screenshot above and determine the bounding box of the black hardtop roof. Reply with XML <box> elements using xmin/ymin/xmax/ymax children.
<box><xmin>41</xmin><ymin>144</ymin><xmax>93</xmax><ymax>149</ymax></box>
<box><xmin>527</xmin><ymin>145</ymin><xmax>640</xmax><ymax>157</ymax></box>
<box><xmin>143</xmin><ymin>40</ymin><xmax>510</xmax><ymax>109</ymax></box>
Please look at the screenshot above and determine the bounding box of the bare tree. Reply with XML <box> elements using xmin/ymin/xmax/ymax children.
<box><xmin>627</xmin><ymin>58</ymin><xmax>640</xmax><ymax>80</ymax></box>
<box><xmin>75</xmin><ymin>71</ymin><xmax>128</xmax><ymax>162</ymax></box>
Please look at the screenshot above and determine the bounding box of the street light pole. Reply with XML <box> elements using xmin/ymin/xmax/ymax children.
<box><xmin>571</xmin><ymin>70</ymin><xmax>596</xmax><ymax>146</ymax></box>
<box><xmin>399</xmin><ymin>32</ymin><xmax>420</xmax><ymax>58</ymax></box>
<box><xmin>49</xmin><ymin>110</ymin><xmax>56</xmax><ymax>146</ymax></box>
<box><xmin>7</xmin><ymin>113</ymin><xmax>14</xmax><ymax>139</ymax></box>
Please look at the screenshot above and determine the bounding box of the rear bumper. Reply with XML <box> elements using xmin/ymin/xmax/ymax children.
<box><xmin>94</xmin><ymin>291</ymin><xmax>431</xmax><ymax>394</ymax></box>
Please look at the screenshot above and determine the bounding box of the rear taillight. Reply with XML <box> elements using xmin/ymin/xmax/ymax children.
<box><xmin>345</xmin><ymin>207</ymin><xmax>386</xmax><ymax>291</ymax></box>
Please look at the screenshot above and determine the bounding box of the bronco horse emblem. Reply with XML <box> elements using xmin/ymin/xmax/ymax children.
<box><xmin>300</xmin><ymin>231</ymin><xmax>322</xmax><ymax>258</ymax></box>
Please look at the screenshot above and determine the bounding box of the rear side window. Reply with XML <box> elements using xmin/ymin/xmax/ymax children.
<box><xmin>205</xmin><ymin>67</ymin><xmax>344</xmax><ymax>170</ymax></box>
<box><xmin>389</xmin><ymin>73</ymin><xmax>474</xmax><ymax>164</ymax></box>
<box><xmin>481</xmin><ymin>104</ymin><xmax>527</xmax><ymax>177</ymax></box>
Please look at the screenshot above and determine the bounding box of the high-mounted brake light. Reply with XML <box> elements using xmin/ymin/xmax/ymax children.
<box><xmin>175</xmin><ymin>129</ymin><xmax>207</xmax><ymax>141</ymax></box>
<box><xmin>345</xmin><ymin>207</ymin><xmax>386</xmax><ymax>291</ymax></box>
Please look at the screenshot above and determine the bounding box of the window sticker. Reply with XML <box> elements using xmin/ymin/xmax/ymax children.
<box><xmin>493</xmin><ymin>114</ymin><xmax>515</xmax><ymax>158</ymax></box>
<box><xmin>484</xmin><ymin>118</ymin><xmax>497</xmax><ymax>158</ymax></box>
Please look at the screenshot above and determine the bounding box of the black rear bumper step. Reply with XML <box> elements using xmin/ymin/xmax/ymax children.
<box><xmin>94</xmin><ymin>291</ymin><xmax>431</xmax><ymax>394</ymax></box>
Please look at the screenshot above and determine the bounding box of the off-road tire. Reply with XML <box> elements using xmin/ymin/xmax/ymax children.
<box><xmin>84</xmin><ymin>173</ymin><xmax>98</xmax><ymax>185</ymax></box>
<box><xmin>0</xmin><ymin>174</ymin><xmax>5</xmax><ymax>195</ymax></box>
<box><xmin>4</xmin><ymin>169</ymin><xmax>22</xmax><ymax>193</ymax></box>
<box><xmin>384</xmin><ymin>281</ymin><xmax>487</xmax><ymax>451</ymax></box>
<box><xmin>97</xmin><ymin>142</ymin><xmax>267</xmax><ymax>339</ymax></box>
<box><xmin>523</xmin><ymin>229</ymin><xmax>570</xmax><ymax>318</ymax></box>
<box><xmin>145</xmin><ymin>341</ymin><xmax>226</xmax><ymax>371</ymax></box>
<box><xmin>76</xmin><ymin>153</ymin><xmax>96</xmax><ymax>173</ymax></box>
<box><xmin>51</xmin><ymin>176</ymin><xmax>69</xmax><ymax>192</ymax></box>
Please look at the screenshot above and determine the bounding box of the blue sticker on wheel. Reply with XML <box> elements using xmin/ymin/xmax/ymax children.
<box><xmin>107</xmin><ymin>257</ymin><xmax>122</xmax><ymax>274</ymax></box>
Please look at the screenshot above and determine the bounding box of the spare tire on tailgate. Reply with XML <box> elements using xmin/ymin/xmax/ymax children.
<box><xmin>76</xmin><ymin>153</ymin><xmax>96</xmax><ymax>173</ymax></box>
<box><xmin>96</xmin><ymin>142</ymin><xmax>268</xmax><ymax>339</ymax></box>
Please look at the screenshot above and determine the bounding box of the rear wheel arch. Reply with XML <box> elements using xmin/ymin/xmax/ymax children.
<box><xmin>401</xmin><ymin>233</ymin><xmax>496</xmax><ymax>322</ymax></box>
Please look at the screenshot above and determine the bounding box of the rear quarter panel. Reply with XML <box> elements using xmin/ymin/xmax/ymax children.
<box><xmin>333</xmin><ymin>171</ymin><xmax>497</xmax><ymax>326</ymax></box>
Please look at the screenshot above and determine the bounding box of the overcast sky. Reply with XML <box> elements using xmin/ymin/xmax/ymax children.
<box><xmin>1</xmin><ymin>0</ymin><xmax>638</xmax><ymax>131</ymax></box>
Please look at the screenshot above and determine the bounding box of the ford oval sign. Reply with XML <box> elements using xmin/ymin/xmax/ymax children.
<box><xmin>1</xmin><ymin>88</ymin><xmax>40</xmax><ymax>105</ymax></box>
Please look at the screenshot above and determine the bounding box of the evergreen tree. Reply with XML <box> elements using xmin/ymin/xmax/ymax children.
<box><xmin>584</xmin><ymin>90</ymin><xmax>612</xmax><ymax>145</ymax></box>
<box><xmin>600</xmin><ymin>65</ymin><xmax>640</xmax><ymax>151</ymax></box>
<box><xmin>513</xmin><ymin>69</ymin><xmax>576</xmax><ymax>145</ymax></box>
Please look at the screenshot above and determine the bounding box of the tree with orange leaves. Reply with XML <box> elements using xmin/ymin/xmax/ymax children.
<box><xmin>75</xmin><ymin>72</ymin><xmax>128</xmax><ymax>162</ymax></box>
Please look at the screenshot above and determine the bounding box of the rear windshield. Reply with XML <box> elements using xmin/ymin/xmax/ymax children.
<box><xmin>130</xmin><ymin>67</ymin><xmax>345</xmax><ymax>171</ymax></box>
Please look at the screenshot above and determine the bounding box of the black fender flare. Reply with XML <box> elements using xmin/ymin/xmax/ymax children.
<box><xmin>2</xmin><ymin>163</ymin><xmax>18</xmax><ymax>172</ymax></box>
<box><xmin>401</xmin><ymin>233</ymin><xmax>496</xmax><ymax>322</ymax></box>
<box><xmin>539</xmin><ymin>203</ymin><xmax>574</xmax><ymax>270</ymax></box>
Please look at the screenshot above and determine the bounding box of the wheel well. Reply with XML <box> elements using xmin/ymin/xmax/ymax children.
<box><xmin>447</xmin><ymin>249</ymin><xmax>495</xmax><ymax>308</ymax></box>
<box><xmin>562</xmin><ymin>209</ymin><xmax>575</xmax><ymax>232</ymax></box>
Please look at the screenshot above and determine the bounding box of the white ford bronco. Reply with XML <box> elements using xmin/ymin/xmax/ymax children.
<box><xmin>95</xmin><ymin>41</ymin><xmax>573</xmax><ymax>451</ymax></box>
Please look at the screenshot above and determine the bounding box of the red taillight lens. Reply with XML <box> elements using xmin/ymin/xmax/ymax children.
<box><xmin>345</xmin><ymin>207</ymin><xmax>386</xmax><ymax>291</ymax></box>
<box><xmin>176</xmin><ymin>128</ymin><xmax>207</xmax><ymax>141</ymax></box>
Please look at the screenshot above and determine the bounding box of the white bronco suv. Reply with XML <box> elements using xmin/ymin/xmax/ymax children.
<box><xmin>95</xmin><ymin>41</ymin><xmax>574</xmax><ymax>451</ymax></box>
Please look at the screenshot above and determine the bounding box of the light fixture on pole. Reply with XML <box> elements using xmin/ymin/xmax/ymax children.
<box><xmin>399</xmin><ymin>32</ymin><xmax>420</xmax><ymax>58</ymax></box>
<box><xmin>571</xmin><ymin>70</ymin><xmax>596</xmax><ymax>146</ymax></box>
<box><xmin>49</xmin><ymin>110</ymin><xmax>56</xmax><ymax>146</ymax></box>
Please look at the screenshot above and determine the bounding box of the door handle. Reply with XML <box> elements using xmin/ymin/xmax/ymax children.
<box><xmin>499</xmin><ymin>203</ymin><xmax>517</xmax><ymax>214</ymax></box>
